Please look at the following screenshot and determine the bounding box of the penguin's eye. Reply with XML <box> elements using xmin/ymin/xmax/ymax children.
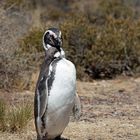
<box><xmin>60</xmin><ymin>36</ymin><xmax>63</xmax><ymax>41</ymax></box>
<box><xmin>49</xmin><ymin>35</ymin><xmax>55</xmax><ymax>43</ymax></box>
<box><xmin>50</xmin><ymin>35</ymin><xmax>55</xmax><ymax>39</ymax></box>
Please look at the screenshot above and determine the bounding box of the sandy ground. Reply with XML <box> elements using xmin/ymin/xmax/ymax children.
<box><xmin>0</xmin><ymin>77</ymin><xmax>140</xmax><ymax>140</ymax></box>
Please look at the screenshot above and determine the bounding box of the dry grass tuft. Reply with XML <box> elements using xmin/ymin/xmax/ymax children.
<box><xmin>8</xmin><ymin>103</ymin><xmax>32</xmax><ymax>132</ymax></box>
<box><xmin>0</xmin><ymin>100</ymin><xmax>7</xmax><ymax>131</ymax></box>
<box><xmin>0</xmin><ymin>100</ymin><xmax>32</xmax><ymax>132</ymax></box>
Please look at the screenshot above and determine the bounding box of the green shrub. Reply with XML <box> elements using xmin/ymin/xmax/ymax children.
<box><xmin>60</xmin><ymin>14</ymin><xmax>140</xmax><ymax>79</ymax></box>
<box><xmin>90</xmin><ymin>17</ymin><xmax>140</xmax><ymax>78</ymax></box>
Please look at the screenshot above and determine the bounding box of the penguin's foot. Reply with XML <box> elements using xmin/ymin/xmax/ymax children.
<box><xmin>55</xmin><ymin>136</ymin><xmax>69</xmax><ymax>140</ymax></box>
<box><xmin>37</xmin><ymin>134</ymin><xmax>48</xmax><ymax>140</ymax></box>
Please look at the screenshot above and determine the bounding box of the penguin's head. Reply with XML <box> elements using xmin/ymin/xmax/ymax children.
<box><xmin>43</xmin><ymin>28</ymin><xmax>62</xmax><ymax>52</ymax></box>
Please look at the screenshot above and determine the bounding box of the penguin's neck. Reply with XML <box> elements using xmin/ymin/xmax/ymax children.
<box><xmin>44</xmin><ymin>45</ymin><xmax>65</xmax><ymax>58</ymax></box>
<box><xmin>46</xmin><ymin>44</ymin><xmax>52</xmax><ymax>50</ymax></box>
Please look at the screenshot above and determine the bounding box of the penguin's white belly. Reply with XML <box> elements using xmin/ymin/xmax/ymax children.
<box><xmin>45</xmin><ymin>58</ymin><xmax>76</xmax><ymax>138</ymax></box>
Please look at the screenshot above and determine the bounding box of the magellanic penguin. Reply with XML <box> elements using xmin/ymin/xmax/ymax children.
<box><xmin>34</xmin><ymin>28</ymin><xmax>81</xmax><ymax>140</ymax></box>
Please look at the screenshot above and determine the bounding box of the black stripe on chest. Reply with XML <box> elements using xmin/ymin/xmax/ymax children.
<box><xmin>48</xmin><ymin>57</ymin><xmax>61</xmax><ymax>94</ymax></box>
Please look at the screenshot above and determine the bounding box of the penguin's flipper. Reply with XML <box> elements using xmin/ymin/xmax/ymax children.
<box><xmin>35</xmin><ymin>47</ymin><xmax>58</xmax><ymax>118</ymax></box>
<box><xmin>73</xmin><ymin>93</ymin><xmax>81</xmax><ymax>120</ymax></box>
<box><xmin>34</xmin><ymin>76</ymin><xmax>49</xmax><ymax>136</ymax></box>
<box><xmin>37</xmin><ymin>76</ymin><xmax>49</xmax><ymax>117</ymax></box>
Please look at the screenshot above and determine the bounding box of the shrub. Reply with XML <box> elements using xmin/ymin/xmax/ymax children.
<box><xmin>60</xmin><ymin>14</ymin><xmax>96</xmax><ymax>80</ymax></box>
<box><xmin>60</xmin><ymin>14</ymin><xmax>140</xmax><ymax>79</ymax></box>
<box><xmin>89</xmin><ymin>17</ymin><xmax>140</xmax><ymax>78</ymax></box>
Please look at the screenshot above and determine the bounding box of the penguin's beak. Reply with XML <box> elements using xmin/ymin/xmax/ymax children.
<box><xmin>54</xmin><ymin>37</ymin><xmax>62</xmax><ymax>52</ymax></box>
<box><xmin>57</xmin><ymin>37</ymin><xmax>62</xmax><ymax>47</ymax></box>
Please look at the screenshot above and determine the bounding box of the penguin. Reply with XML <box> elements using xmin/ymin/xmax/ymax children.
<box><xmin>34</xmin><ymin>28</ymin><xmax>81</xmax><ymax>140</ymax></box>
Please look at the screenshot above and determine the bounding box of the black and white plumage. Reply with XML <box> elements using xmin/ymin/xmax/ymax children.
<box><xmin>34</xmin><ymin>28</ymin><xmax>81</xmax><ymax>140</ymax></box>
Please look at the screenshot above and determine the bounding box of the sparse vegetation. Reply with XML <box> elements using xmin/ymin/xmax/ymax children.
<box><xmin>0</xmin><ymin>78</ymin><xmax>140</xmax><ymax>139</ymax></box>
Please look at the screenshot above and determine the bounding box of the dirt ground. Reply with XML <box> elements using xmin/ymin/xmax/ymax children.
<box><xmin>0</xmin><ymin>77</ymin><xmax>140</xmax><ymax>140</ymax></box>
